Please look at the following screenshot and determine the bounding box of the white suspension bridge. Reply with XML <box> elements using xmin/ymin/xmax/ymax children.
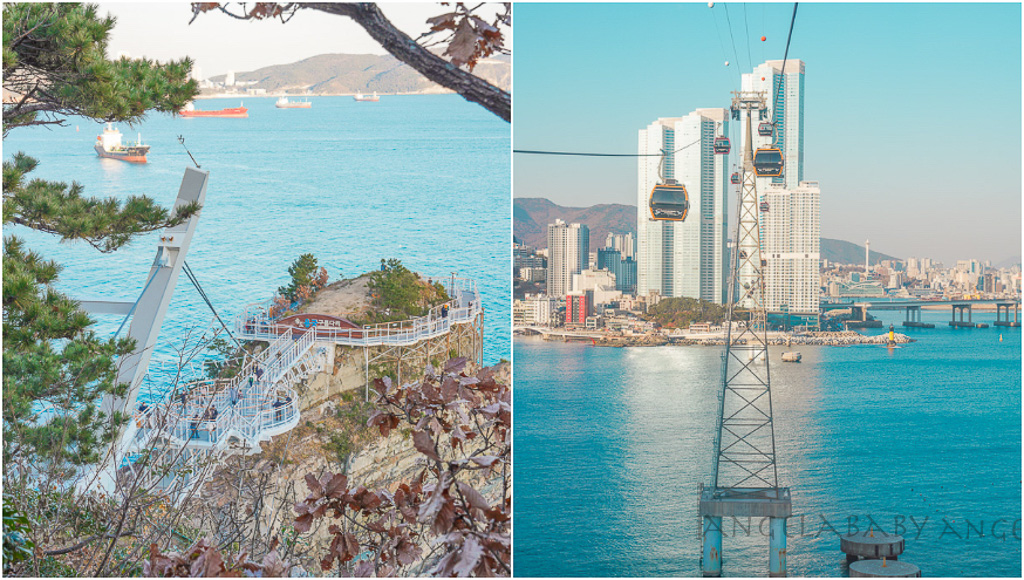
<box><xmin>77</xmin><ymin>168</ymin><xmax>483</xmax><ymax>501</ymax></box>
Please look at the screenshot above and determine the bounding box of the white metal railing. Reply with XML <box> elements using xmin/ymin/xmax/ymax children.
<box><xmin>130</xmin><ymin>327</ymin><xmax>320</xmax><ymax>454</ymax></box>
<box><xmin>232</xmin><ymin>275</ymin><xmax>481</xmax><ymax>347</ymax></box>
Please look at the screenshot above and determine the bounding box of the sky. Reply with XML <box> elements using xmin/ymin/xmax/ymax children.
<box><xmin>97</xmin><ymin>3</ymin><xmax>487</xmax><ymax>78</ymax></box>
<box><xmin>513</xmin><ymin>3</ymin><xmax>1023</xmax><ymax>266</ymax></box>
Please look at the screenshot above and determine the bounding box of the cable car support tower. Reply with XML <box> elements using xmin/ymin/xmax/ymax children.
<box><xmin>699</xmin><ymin>91</ymin><xmax>791</xmax><ymax>577</ymax></box>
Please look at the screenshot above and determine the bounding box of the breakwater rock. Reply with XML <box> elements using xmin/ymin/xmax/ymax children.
<box><xmin>788</xmin><ymin>331</ymin><xmax>914</xmax><ymax>346</ymax></box>
<box><xmin>678</xmin><ymin>331</ymin><xmax>913</xmax><ymax>346</ymax></box>
<box><xmin>594</xmin><ymin>335</ymin><xmax>669</xmax><ymax>347</ymax></box>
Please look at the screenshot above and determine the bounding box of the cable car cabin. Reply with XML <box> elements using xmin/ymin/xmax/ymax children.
<box><xmin>753</xmin><ymin>147</ymin><xmax>784</xmax><ymax>177</ymax></box>
<box><xmin>758</xmin><ymin>122</ymin><xmax>773</xmax><ymax>137</ymax></box>
<box><xmin>713</xmin><ymin>136</ymin><xmax>731</xmax><ymax>155</ymax></box>
<box><xmin>730</xmin><ymin>172</ymin><xmax>740</xmax><ymax>184</ymax></box>
<box><xmin>649</xmin><ymin>181</ymin><xmax>690</xmax><ymax>221</ymax></box>
<box><xmin>760</xmin><ymin>201</ymin><xmax>770</xmax><ymax>212</ymax></box>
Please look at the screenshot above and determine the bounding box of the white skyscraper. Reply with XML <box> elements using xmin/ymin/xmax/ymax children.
<box><xmin>737</xmin><ymin>59</ymin><xmax>813</xmax><ymax>316</ymax></box>
<box><xmin>225</xmin><ymin>70</ymin><xmax>235</xmax><ymax>87</ymax></box>
<box><xmin>637</xmin><ymin>109</ymin><xmax>729</xmax><ymax>303</ymax></box>
<box><xmin>761</xmin><ymin>181</ymin><xmax>820</xmax><ymax>315</ymax></box>
<box><xmin>741</xmin><ymin>60</ymin><xmax>805</xmax><ymax>190</ymax></box>
<box><xmin>604</xmin><ymin>232</ymin><xmax>636</xmax><ymax>259</ymax></box>
<box><xmin>547</xmin><ymin>219</ymin><xmax>589</xmax><ymax>298</ymax></box>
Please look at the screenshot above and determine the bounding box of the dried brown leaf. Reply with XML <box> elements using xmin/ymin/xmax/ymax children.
<box><xmin>412</xmin><ymin>429</ymin><xmax>440</xmax><ymax>461</ymax></box>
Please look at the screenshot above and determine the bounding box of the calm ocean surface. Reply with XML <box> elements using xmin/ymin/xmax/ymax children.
<box><xmin>4</xmin><ymin>95</ymin><xmax>510</xmax><ymax>402</ymax></box>
<box><xmin>514</xmin><ymin>310</ymin><xmax>1021</xmax><ymax>577</ymax></box>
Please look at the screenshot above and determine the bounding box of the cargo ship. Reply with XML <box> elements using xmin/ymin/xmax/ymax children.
<box><xmin>94</xmin><ymin>124</ymin><xmax>149</xmax><ymax>163</ymax></box>
<box><xmin>353</xmin><ymin>91</ymin><xmax>379</xmax><ymax>102</ymax></box>
<box><xmin>275</xmin><ymin>97</ymin><xmax>312</xmax><ymax>109</ymax></box>
<box><xmin>178</xmin><ymin>102</ymin><xmax>248</xmax><ymax>118</ymax></box>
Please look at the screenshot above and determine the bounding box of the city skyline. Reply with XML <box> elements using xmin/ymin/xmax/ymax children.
<box><xmin>513</xmin><ymin>3</ymin><xmax>1022</xmax><ymax>266</ymax></box>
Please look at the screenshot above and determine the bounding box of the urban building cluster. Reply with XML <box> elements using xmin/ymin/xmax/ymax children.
<box><xmin>192</xmin><ymin>67</ymin><xmax>276</xmax><ymax>96</ymax></box>
<box><xmin>515</xmin><ymin>59</ymin><xmax>824</xmax><ymax>330</ymax></box>
<box><xmin>513</xmin><ymin>58</ymin><xmax>1020</xmax><ymax>332</ymax></box>
<box><xmin>634</xmin><ymin>59</ymin><xmax>820</xmax><ymax>325</ymax></box>
<box><xmin>821</xmin><ymin>255</ymin><xmax>1022</xmax><ymax>300</ymax></box>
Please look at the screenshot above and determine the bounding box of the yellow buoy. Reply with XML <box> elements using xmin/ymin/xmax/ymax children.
<box><xmin>999</xmin><ymin>334</ymin><xmax>1003</xmax><ymax>342</ymax></box>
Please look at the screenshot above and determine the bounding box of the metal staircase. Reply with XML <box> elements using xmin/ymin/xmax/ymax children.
<box><xmin>117</xmin><ymin>327</ymin><xmax>325</xmax><ymax>498</ymax></box>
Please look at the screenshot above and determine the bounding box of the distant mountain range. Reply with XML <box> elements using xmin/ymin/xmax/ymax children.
<box><xmin>208</xmin><ymin>53</ymin><xmax>510</xmax><ymax>95</ymax></box>
<box><xmin>820</xmin><ymin>238</ymin><xmax>898</xmax><ymax>266</ymax></box>
<box><xmin>513</xmin><ymin>197</ymin><xmax>901</xmax><ymax>265</ymax></box>
<box><xmin>995</xmin><ymin>255</ymin><xmax>1021</xmax><ymax>269</ymax></box>
<box><xmin>514</xmin><ymin>197</ymin><xmax>635</xmax><ymax>251</ymax></box>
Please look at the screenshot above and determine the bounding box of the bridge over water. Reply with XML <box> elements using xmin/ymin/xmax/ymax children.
<box><xmin>821</xmin><ymin>298</ymin><xmax>1021</xmax><ymax>329</ymax></box>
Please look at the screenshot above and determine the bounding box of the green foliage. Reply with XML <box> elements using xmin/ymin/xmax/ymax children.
<box><xmin>4</xmin><ymin>153</ymin><xmax>200</xmax><ymax>254</ymax></box>
<box><xmin>3</xmin><ymin>3</ymin><xmax>197</xmax><ymax>135</ymax></box>
<box><xmin>278</xmin><ymin>253</ymin><xmax>321</xmax><ymax>302</ymax></box>
<box><xmin>644</xmin><ymin>297</ymin><xmax>733</xmax><ymax>329</ymax></box>
<box><xmin>366</xmin><ymin>259</ymin><xmax>449</xmax><ymax>323</ymax></box>
<box><xmin>2</xmin><ymin>3</ymin><xmax>200</xmax><ymax>474</ymax></box>
<box><xmin>202</xmin><ymin>335</ymin><xmax>255</xmax><ymax>380</ymax></box>
<box><xmin>3</xmin><ymin>499</ymin><xmax>34</xmax><ymax>573</ymax></box>
<box><xmin>2</xmin><ymin>237</ymin><xmax>135</xmax><ymax>466</ymax></box>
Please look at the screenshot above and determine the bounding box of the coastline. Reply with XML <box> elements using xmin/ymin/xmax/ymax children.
<box><xmin>195</xmin><ymin>89</ymin><xmax>459</xmax><ymax>100</ymax></box>
<box><xmin>515</xmin><ymin>329</ymin><xmax>914</xmax><ymax>348</ymax></box>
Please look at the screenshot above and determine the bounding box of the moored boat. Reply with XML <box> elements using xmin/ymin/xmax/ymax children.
<box><xmin>275</xmin><ymin>97</ymin><xmax>312</xmax><ymax>109</ymax></box>
<box><xmin>94</xmin><ymin>123</ymin><xmax>149</xmax><ymax>163</ymax></box>
<box><xmin>178</xmin><ymin>102</ymin><xmax>249</xmax><ymax>118</ymax></box>
<box><xmin>353</xmin><ymin>91</ymin><xmax>380</xmax><ymax>102</ymax></box>
<box><xmin>781</xmin><ymin>351</ymin><xmax>802</xmax><ymax>362</ymax></box>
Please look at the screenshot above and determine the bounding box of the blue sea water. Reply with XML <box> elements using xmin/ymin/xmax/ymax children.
<box><xmin>514</xmin><ymin>310</ymin><xmax>1021</xmax><ymax>577</ymax></box>
<box><xmin>4</xmin><ymin>95</ymin><xmax>510</xmax><ymax>402</ymax></box>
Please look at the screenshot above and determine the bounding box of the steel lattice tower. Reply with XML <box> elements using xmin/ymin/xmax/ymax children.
<box><xmin>699</xmin><ymin>91</ymin><xmax>791</xmax><ymax>578</ymax></box>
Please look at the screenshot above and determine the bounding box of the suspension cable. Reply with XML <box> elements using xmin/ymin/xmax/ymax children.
<box><xmin>770</xmin><ymin>3</ymin><xmax>799</xmax><ymax>128</ymax></box>
<box><xmin>514</xmin><ymin>138</ymin><xmax>702</xmax><ymax>158</ymax></box>
<box><xmin>112</xmin><ymin>267</ymin><xmax>162</xmax><ymax>339</ymax></box>
<box><xmin>182</xmin><ymin>261</ymin><xmax>243</xmax><ymax>348</ymax></box>
<box><xmin>743</xmin><ymin>3</ymin><xmax>754</xmax><ymax>74</ymax></box>
<box><xmin>710</xmin><ymin>4</ymin><xmax>740</xmax><ymax>84</ymax></box>
<box><xmin>723</xmin><ymin>4</ymin><xmax>745</xmax><ymax>82</ymax></box>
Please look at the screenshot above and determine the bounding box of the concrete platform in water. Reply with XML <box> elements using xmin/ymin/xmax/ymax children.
<box><xmin>849</xmin><ymin>559</ymin><xmax>920</xmax><ymax>577</ymax></box>
<box><xmin>901</xmin><ymin>321</ymin><xmax>935</xmax><ymax>328</ymax></box>
<box><xmin>841</xmin><ymin>531</ymin><xmax>904</xmax><ymax>561</ymax></box>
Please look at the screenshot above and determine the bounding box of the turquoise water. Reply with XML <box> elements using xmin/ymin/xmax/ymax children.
<box><xmin>513</xmin><ymin>310</ymin><xmax>1021</xmax><ymax>576</ymax></box>
<box><xmin>4</xmin><ymin>95</ymin><xmax>510</xmax><ymax>401</ymax></box>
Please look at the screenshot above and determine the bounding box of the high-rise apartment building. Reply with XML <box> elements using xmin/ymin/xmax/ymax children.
<box><xmin>741</xmin><ymin>60</ymin><xmax>805</xmax><ymax>190</ymax></box>
<box><xmin>637</xmin><ymin>109</ymin><xmax>729</xmax><ymax>303</ymax></box>
<box><xmin>547</xmin><ymin>219</ymin><xmax>589</xmax><ymax>297</ymax></box>
<box><xmin>761</xmin><ymin>181</ymin><xmax>820</xmax><ymax>315</ymax></box>
<box><xmin>604</xmin><ymin>232</ymin><xmax>636</xmax><ymax>260</ymax></box>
